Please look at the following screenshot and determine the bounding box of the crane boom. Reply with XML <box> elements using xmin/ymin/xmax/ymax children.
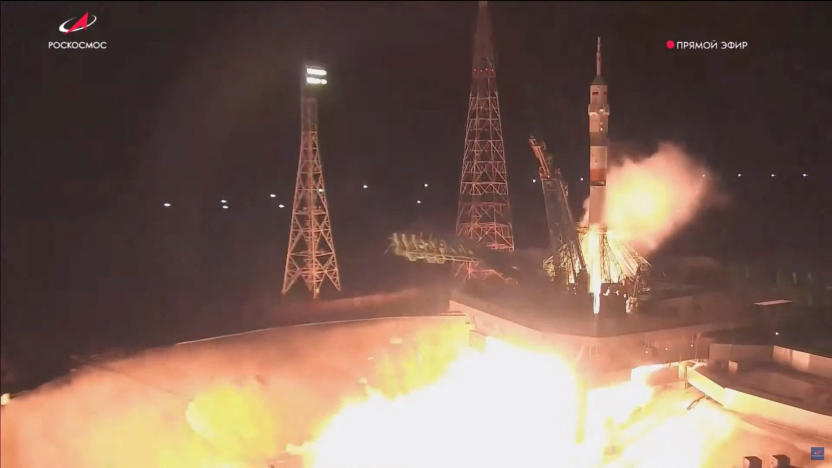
<box><xmin>528</xmin><ymin>137</ymin><xmax>587</xmax><ymax>287</ymax></box>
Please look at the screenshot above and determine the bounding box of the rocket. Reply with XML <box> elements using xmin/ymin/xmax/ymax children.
<box><xmin>587</xmin><ymin>37</ymin><xmax>609</xmax><ymax>227</ymax></box>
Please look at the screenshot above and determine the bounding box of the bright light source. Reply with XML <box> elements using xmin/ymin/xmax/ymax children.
<box><xmin>362</xmin><ymin>184</ymin><xmax>368</xmax><ymax>189</ymax></box>
<box><xmin>1</xmin><ymin>393</ymin><xmax>9</xmax><ymax>406</ymax></box>
<box><xmin>305</xmin><ymin>77</ymin><xmax>327</xmax><ymax>85</ymax></box>
<box><xmin>318</xmin><ymin>188</ymin><xmax>323</xmax><ymax>193</ymax></box>
<box><xmin>802</xmin><ymin>173</ymin><xmax>808</xmax><ymax>178</ymax></box>
<box><xmin>737</xmin><ymin>173</ymin><xmax>742</xmax><ymax>178</ymax></box>
<box><xmin>220</xmin><ymin>199</ymin><xmax>227</xmax><ymax>204</ymax></box>
<box><xmin>416</xmin><ymin>200</ymin><xmax>422</xmax><ymax>204</ymax></box>
<box><xmin>775</xmin><ymin>331</ymin><xmax>780</xmax><ymax>336</ymax></box>
<box><xmin>270</xmin><ymin>193</ymin><xmax>276</xmax><ymax>198</ymax></box>
<box><xmin>163</xmin><ymin>202</ymin><xmax>171</xmax><ymax>207</ymax></box>
<box><xmin>532</xmin><ymin>178</ymin><xmax>537</xmax><ymax>183</ymax></box>
<box><xmin>580</xmin><ymin>177</ymin><xmax>584</xmax><ymax>181</ymax></box>
<box><xmin>222</xmin><ymin>205</ymin><xmax>229</xmax><ymax>210</ymax></box>
<box><xmin>701</xmin><ymin>173</ymin><xmax>706</xmax><ymax>178</ymax></box>
<box><xmin>424</xmin><ymin>183</ymin><xmax>429</xmax><ymax>188</ymax></box>
<box><xmin>306</xmin><ymin>67</ymin><xmax>327</xmax><ymax>77</ymax></box>
<box><xmin>771</xmin><ymin>173</ymin><xmax>776</xmax><ymax>178</ymax></box>
<box><xmin>278</xmin><ymin>204</ymin><xmax>285</xmax><ymax>208</ymax></box>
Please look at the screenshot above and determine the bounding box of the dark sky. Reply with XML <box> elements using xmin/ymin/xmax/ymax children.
<box><xmin>2</xmin><ymin>2</ymin><xmax>830</xmax><ymax>380</ymax></box>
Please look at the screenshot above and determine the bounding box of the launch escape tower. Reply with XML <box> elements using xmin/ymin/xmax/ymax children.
<box><xmin>282</xmin><ymin>65</ymin><xmax>342</xmax><ymax>299</ymax></box>
<box><xmin>455</xmin><ymin>0</ymin><xmax>515</xmax><ymax>280</ymax></box>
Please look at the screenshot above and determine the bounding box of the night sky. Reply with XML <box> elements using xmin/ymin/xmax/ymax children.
<box><xmin>2</xmin><ymin>2</ymin><xmax>830</xmax><ymax>383</ymax></box>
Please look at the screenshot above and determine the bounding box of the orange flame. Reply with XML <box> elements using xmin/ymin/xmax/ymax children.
<box><xmin>300</xmin><ymin>339</ymin><xmax>673</xmax><ymax>467</ymax></box>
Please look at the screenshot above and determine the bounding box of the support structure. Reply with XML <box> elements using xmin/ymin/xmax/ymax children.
<box><xmin>455</xmin><ymin>1</ymin><xmax>514</xmax><ymax>280</ymax></box>
<box><xmin>529</xmin><ymin>138</ymin><xmax>587</xmax><ymax>291</ymax></box>
<box><xmin>282</xmin><ymin>65</ymin><xmax>341</xmax><ymax>299</ymax></box>
<box><xmin>387</xmin><ymin>232</ymin><xmax>515</xmax><ymax>281</ymax></box>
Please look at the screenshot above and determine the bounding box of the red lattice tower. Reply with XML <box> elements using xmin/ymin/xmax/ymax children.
<box><xmin>282</xmin><ymin>65</ymin><xmax>341</xmax><ymax>299</ymax></box>
<box><xmin>455</xmin><ymin>1</ymin><xmax>515</xmax><ymax>279</ymax></box>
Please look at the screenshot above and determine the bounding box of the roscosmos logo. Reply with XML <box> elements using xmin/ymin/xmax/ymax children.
<box><xmin>48</xmin><ymin>12</ymin><xmax>107</xmax><ymax>50</ymax></box>
<box><xmin>58</xmin><ymin>12</ymin><xmax>97</xmax><ymax>34</ymax></box>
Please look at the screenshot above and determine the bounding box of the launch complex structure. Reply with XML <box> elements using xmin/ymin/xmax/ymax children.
<box><xmin>280</xmin><ymin>1</ymin><xmax>650</xmax><ymax>314</ymax></box>
<box><xmin>390</xmin><ymin>2</ymin><xmax>650</xmax><ymax>314</ymax></box>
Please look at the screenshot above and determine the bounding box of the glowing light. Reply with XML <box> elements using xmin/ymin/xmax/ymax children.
<box><xmin>424</xmin><ymin>183</ymin><xmax>429</xmax><ymax>188</ymax></box>
<box><xmin>306</xmin><ymin>77</ymin><xmax>328</xmax><ymax>85</ymax></box>
<box><xmin>802</xmin><ymin>173</ymin><xmax>808</xmax><ymax>178</ymax></box>
<box><xmin>775</xmin><ymin>331</ymin><xmax>780</xmax><ymax>336</ymax></box>
<box><xmin>580</xmin><ymin>177</ymin><xmax>584</xmax><ymax>181</ymax></box>
<box><xmin>269</xmin><ymin>193</ymin><xmax>276</xmax><ymax>198</ymax></box>
<box><xmin>220</xmin><ymin>199</ymin><xmax>227</xmax><ymax>204</ymax></box>
<box><xmin>771</xmin><ymin>173</ymin><xmax>776</xmax><ymax>178</ymax></box>
<box><xmin>737</xmin><ymin>173</ymin><xmax>742</xmax><ymax>178</ymax></box>
<box><xmin>163</xmin><ymin>202</ymin><xmax>171</xmax><ymax>207</ymax></box>
<box><xmin>185</xmin><ymin>383</ymin><xmax>279</xmax><ymax>462</ymax></box>
<box><xmin>318</xmin><ymin>188</ymin><xmax>323</xmax><ymax>193</ymax></box>
<box><xmin>362</xmin><ymin>184</ymin><xmax>368</xmax><ymax>189</ymax></box>
<box><xmin>583</xmin><ymin>143</ymin><xmax>713</xmax><ymax>255</ymax></box>
<box><xmin>306</xmin><ymin>67</ymin><xmax>327</xmax><ymax>77</ymax></box>
<box><xmin>532</xmin><ymin>178</ymin><xmax>537</xmax><ymax>183</ymax></box>
<box><xmin>306</xmin><ymin>338</ymin><xmax>581</xmax><ymax>468</ymax></box>
<box><xmin>222</xmin><ymin>205</ymin><xmax>229</xmax><ymax>210</ymax></box>
<box><xmin>416</xmin><ymin>200</ymin><xmax>422</xmax><ymax>204</ymax></box>
<box><xmin>278</xmin><ymin>204</ymin><xmax>285</xmax><ymax>208</ymax></box>
<box><xmin>580</xmin><ymin>225</ymin><xmax>647</xmax><ymax>312</ymax></box>
<box><xmin>302</xmin><ymin>340</ymin><xmax>687</xmax><ymax>468</ymax></box>
<box><xmin>0</xmin><ymin>393</ymin><xmax>9</xmax><ymax>406</ymax></box>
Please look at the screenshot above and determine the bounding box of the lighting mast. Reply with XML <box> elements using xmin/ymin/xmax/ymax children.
<box><xmin>282</xmin><ymin>64</ymin><xmax>341</xmax><ymax>299</ymax></box>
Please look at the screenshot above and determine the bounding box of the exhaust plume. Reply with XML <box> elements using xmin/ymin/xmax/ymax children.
<box><xmin>583</xmin><ymin>143</ymin><xmax>718</xmax><ymax>255</ymax></box>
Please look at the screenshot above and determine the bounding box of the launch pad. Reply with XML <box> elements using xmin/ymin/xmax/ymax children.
<box><xmin>450</xmin><ymin>280</ymin><xmax>750</xmax><ymax>374</ymax></box>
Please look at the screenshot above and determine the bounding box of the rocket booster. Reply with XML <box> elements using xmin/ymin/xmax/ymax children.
<box><xmin>588</xmin><ymin>37</ymin><xmax>609</xmax><ymax>227</ymax></box>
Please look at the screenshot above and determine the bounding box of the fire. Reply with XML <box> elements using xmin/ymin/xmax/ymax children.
<box><xmin>577</xmin><ymin>143</ymin><xmax>713</xmax><ymax>311</ymax></box>
<box><xmin>300</xmin><ymin>339</ymin><xmax>667</xmax><ymax>468</ymax></box>
<box><xmin>184</xmin><ymin>383</ymin><xmax>280</xmax><ymax>463</ymax></box>
<box><xmin>306</xmin><ymin>338</ymin><xmax>580</xmax><ymax>468</ymax></box>
<box><xmin>579</xmin><ymin>225</ymin><xmax>648</xmax><ymax>313</ymax></box>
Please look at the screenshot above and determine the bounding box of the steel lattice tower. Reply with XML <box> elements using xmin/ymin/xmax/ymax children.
<box><xmin>455</xmin><ymin>0</ymin><xmax>515</xmax><ymax>279</ymax></box>
<box><xmin>282</xmin><ymin>65</ymin><xmax>341</xmax><ymax>299</ymax></box>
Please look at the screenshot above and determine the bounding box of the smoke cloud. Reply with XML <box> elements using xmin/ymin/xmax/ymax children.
<box><xmin>0</xmin><ymin>313</ymin><xmax>470</xmax><ymax>468</ymax></box>
<box><xmin>583</xmin><ymin>143</ymin><xmax>719</xmax><ymax>255</ymax></box>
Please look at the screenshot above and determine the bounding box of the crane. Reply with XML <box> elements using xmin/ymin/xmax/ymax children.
<box><xmin>529</xmin><ymin>137</ymin><xmax>588</xmax><ymax>292</ymax></box>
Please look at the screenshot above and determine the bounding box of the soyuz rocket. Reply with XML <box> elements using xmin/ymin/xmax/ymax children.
<box><xmin>587</xmin><ymin>37</ymin><xmax>609</xmax><ymax>228</ymax></box>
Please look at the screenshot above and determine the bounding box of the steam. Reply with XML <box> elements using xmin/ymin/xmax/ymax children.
<box><xmin>583</xmin><ymin>143</ymin><xmax>718</xmax><ymax>255</ymax></box>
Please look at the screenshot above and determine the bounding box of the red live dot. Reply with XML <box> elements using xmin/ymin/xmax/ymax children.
<box><xmin>666</xmin><ymin>40</ymin><xmax>675</xmax><ymax>49</ymax></box>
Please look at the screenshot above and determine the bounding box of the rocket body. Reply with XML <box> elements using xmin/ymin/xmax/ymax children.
<box><xmin>587</xmin><ymin>38</ymin><xmax>609</xmax><ymax>227</ymax></box>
